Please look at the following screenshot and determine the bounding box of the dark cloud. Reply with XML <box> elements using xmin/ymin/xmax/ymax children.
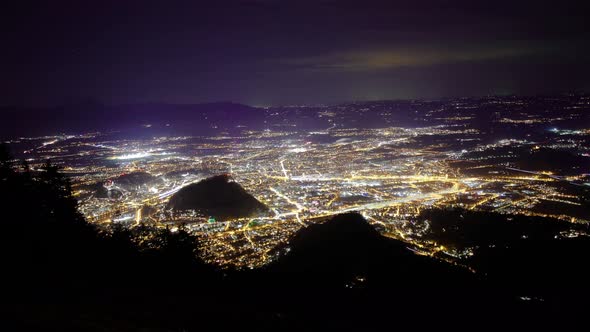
<box><xmin>281</xmin><ymin>43</ymin><xmax>551</xmax><ymax>71</ymax></box>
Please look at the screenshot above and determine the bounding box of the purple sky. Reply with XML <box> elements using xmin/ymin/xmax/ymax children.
<box><xmin>2</xmin><ymin>0</ymin><xmax>589</xmax><ymax>107</ymax></box>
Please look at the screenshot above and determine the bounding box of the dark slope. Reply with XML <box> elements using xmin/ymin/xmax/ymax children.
<box><xmin>263</xmin><ymin>213</ymin><xmax>477</xmax><ymax>289</ymax></box>
<box><xmin>417</xmin><ymin>208</ymin><xmax>590</xmax><ymax>304</ymax></box>
<box><xmin>167</xmin><ymin>174</ymin><xmax>268</xmax><ymax>220</ymax></box>
<box><xmin>229</xmin><ymin>213</ymin><xmax>525</xmax><ymax>331</ymax></box>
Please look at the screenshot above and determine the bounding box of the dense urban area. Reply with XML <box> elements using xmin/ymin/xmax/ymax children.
<box><xmin>6</xmin><ymin>95</ymin><xmax>590</xmax><ymax>268</ymax></box>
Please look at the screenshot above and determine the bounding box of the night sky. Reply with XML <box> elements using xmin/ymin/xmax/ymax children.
<box><xmin>3</xmin><ymin>0</ymin><xmax>590</xmax><ymax>107</ymax></box>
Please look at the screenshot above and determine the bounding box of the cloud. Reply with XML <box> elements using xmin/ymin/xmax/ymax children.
<box><xmin>282</xmin><ymin>44</ymin><xmax>545</xmax><ymax>71</ymax></box>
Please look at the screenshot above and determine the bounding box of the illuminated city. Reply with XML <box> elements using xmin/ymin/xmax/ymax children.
<box><xmin>7</xmin><ymin>95</ymin><xmax>589</xmax><ymax>268</ymax></box>
<box><xmin>4</xmin><ymin>1</ymin><xmax>590</xmax><ymax>329</ymax></box>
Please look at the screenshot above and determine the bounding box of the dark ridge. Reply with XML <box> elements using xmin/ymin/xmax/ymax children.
<box><xmin>415</xmin><ymin>207</ymin><xmax>590</xmax><ymax>301</ymax></box>
<box><xmin>0</xmin><ymin>102</ymin><xmax>262</xmax><ymax>138</ymax></box>
<box><xmin>263</xmin><ymin>213</ymin><xmax>478</xmax><ymax>290</ymax></box>
<box><xmin>417</xmin><ymin>207</ymin><xmax>579</xmax><ymax>249</ymax></box>
<box><xmin>166</xmin><ymin>174</ymin><xmax>269</xmax><ymax>220</ymax></box>
<box><xmin>233</xmin><ymin>213</ymin><xmax>518</xmax><ymax>330</ymax></box>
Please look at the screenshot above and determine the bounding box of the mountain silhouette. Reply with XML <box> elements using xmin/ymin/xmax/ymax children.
<box><xmin>167</xmin><ymin>174</ymin><xmax>269</xmax><ymax>220</ymax></box>
<box><xmin>264</xmin><ymin>213</ymin><xmax>477</xmax><ymax>289</ymax></box>
<box><xmin>233</xmin><ymin>213</ymin><xmax>522</xmax><ymax>331</ymax></box>
<box><xmin>0</xmin><ymin>102</ymin><xmax>263</xmax><ymax>138</ymax></box>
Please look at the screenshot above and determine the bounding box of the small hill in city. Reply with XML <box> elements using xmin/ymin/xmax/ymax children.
<box><xmin>92</xmin><ymin>171</ymin><xmax>158</xmax><ymax>199</ymax></box>
<box><xmin>167</xmin><ymin>174</ymin><xmax>269</xmax><ymax>220</ymax></box>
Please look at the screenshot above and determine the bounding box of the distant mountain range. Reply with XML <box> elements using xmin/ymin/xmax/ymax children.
<box><xmin>5</xmin><ymin>94</ymin><xmax>590</xmax><ymax>140</ymax></box>
<box><xmin>0</xmin><ymin>101</ymin><xmax>263</xmax><ymax>138</ymax></box>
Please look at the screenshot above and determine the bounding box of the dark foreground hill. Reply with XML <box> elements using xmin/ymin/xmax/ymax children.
<box><xmin>167</xmin><ymin>174</ymin><xmax>269</xmax><ymax>220</ymax></box>
<box><xmin>228</xmin><ymin>213</ymin><xmax>504</xmax><ymax>331</ymax></box>
<box><xmin>265</xmin><ymin>213</ymin><xmax>475</xmax><ymax>288</ymax></box>
<box><xmin>221</xmin><ymin>213</ymin><xmax>582</xmax><ymax>331</ymax></box>
<box><xmin>2</xmin><ymin>147</ymin><xmax>588</xmax><ymax>331</ymax></box>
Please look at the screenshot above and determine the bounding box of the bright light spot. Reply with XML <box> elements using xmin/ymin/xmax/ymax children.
<box><xmin>113</xmin><ymin>215</ymin><xmax>134</xmax><ymax>222</ymax></box>
<box><xmin>109</xmin><ymin>152</ymin><xmax>151</xmax><ymax>160</ymax></box>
